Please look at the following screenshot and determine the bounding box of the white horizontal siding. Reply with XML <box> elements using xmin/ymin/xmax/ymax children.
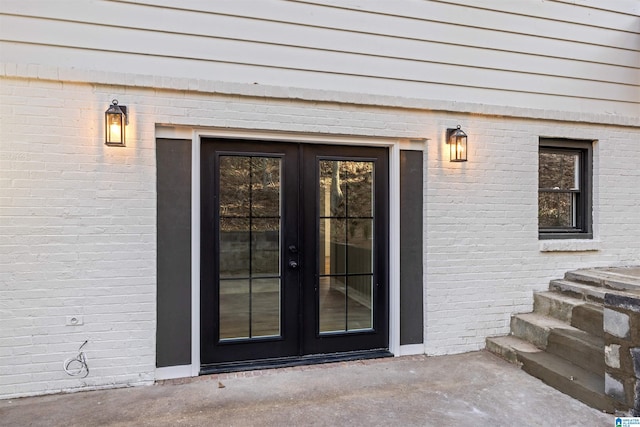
<box><xmin>0</xmin><ymin>0</ymin><xmax>638</xmax><ymax>117</ymax></box>
<box><xmin>437</xmin><ymin>0</ymin><xmax>640</xmax><ymax>30</ymax></box>
<box><xmin>301</xmin><ymin>0</ymin><xmax>639</xmax><ymax>50</ymax></box>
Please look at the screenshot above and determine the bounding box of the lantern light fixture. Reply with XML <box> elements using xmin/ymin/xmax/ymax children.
<box><xmin>105</xmin><ymin>99</ymin><xmax>127</xmax><ymax>146</ymax></box>
<box><xmin>446</xmin><ymin>125</ymin><xmax>468</xmax><ymax>162</ymax></box>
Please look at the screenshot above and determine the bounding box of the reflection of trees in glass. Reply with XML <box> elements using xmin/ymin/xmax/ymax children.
<box><xmin>320</xmin><ymin>160</ymin><xmax>373</xmax><ymax>247</ymax></box>
<box><xmin>219</xmin><ymin>156</ymin><xmax>281</xmax><ymax>230</ymax></box>
<box><xmin>539</xmin><ymin>151</ymin><xmax>578</xmax><ymax>228</ymax></box>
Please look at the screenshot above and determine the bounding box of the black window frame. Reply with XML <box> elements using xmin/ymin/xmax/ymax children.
<box><xmin>538</xmin><ymin>138</ymin><xmax>593</xmax><ymax>240</ymax></box>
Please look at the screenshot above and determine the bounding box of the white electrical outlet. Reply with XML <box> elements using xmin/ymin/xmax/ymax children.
<box><xmin>66</xmin><ymin>315</ymin><xmax>84</xmax><ymax>326</ymax></box>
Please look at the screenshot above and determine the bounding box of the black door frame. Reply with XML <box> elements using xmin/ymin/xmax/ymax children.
<box><xmin>200</xmin><ymin>138</ymin><xmax>390</xmax><ymax>373</ymax></box>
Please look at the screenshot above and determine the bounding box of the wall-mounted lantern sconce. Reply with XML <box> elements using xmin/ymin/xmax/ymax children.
<box><xmin>446</xmin><ymin>125</ymin><xmax>468</xmax><ymax>162</ymax></box>
<box><xmin>105</xmin><ymin>99</ymin><xmax>127</xmax><ymax>146</ymax></box>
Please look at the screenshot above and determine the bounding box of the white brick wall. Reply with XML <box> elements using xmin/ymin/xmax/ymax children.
<box><xmin>1</xmin><ymin>73</ymin><xmax>639</xmax><ymax>397</ymax></box>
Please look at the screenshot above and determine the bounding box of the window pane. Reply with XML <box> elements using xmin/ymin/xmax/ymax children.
<box><xmin>539</xmin><ymin>152</ymin><xmax>579</xmax><ymax>190</ymax></box>
<box><xmin>251</xmin><ymin>218</ymin><xmax>280</xmax><ymax>276</ymax></box>
<box><xmin>219</xmin><ymin>218</ymin><xmax>250</xmax><ymax>279</ymax></box>
<box><xmin>319</xmin><ymin>276</ymin><xmax>347</xmax><ymax>333</ymax></box>
<box><xmin>539</xmin><ymin>192</ymin><xmax>575</xmax><ymax>228</ymax></box>
<box><xmin>219</xmin><ymin>279</ymin><xmax>250</xmax><ymax>340</ymax></box>
<box><xmin>319</xmin><ymin>160</ymin><xmax>346</xmax><ymax>217</ymax></box>
<box><xmin>319</xmin><ymin>218</ymin><xmax>346</xmax><ymax>275</ymax></box>
<box><xmin>347</xmin><ymin>275</ymin><xmax>373</xmax><ymax>331</ymax></box>
<box><xmin>346</xmin><ymin>219</ymin><xmax>373</xmax><ymax>274</ymax></box>
<box><xmin>251</xmin><ymin>278</ymin><xmax>281</xmax><ymax>338</ymax></box>
<box><xmin>345</xmin><ymin>161</ymin><xmax>373</xmax><ymax>218</ymax></box>
<box><xmin>220</xmin><ymin>156</ymin><xmax>250</xmax><ymax>217</ymax></box>
<box><xmin>251</xmin><ymin>157</ymin><xmax>281</xmax><ymax>218</ymax></box>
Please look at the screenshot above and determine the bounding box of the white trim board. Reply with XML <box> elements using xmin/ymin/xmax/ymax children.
<box><xmin>155</xmin><ymin>365</ymin><xmax>193</xmax><ymax>381</ymax></box>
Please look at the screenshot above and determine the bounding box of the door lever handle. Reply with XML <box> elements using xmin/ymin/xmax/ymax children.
<box><xmin>288</xmin><ymin>260</ymin><xmax>299</xmax><ymax>270</ymax></box>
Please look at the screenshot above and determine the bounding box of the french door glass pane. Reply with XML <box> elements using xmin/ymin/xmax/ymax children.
<box><xmin>251</xmin><ymin>278</ymin><xmax>281</xmax><ymax>337</ymax></box>
<box><xmin>319</xmin><ymin>276</ymin><xmax>347</xmax><ymax>333</ymax></box>
<box><xmin>319</xmin><ymin>218</ymin><xmax>346</xmax><ymax>275</ymax></box>
<box><xmin>218</xmin><ymin>155</ymin><xmax>282</xmax><ymax>341</ymax></box>
<box><xmin>251</xmin><ymin>218</ymin><xmax>280</xmax><ymax>276</ymax></box>
<box><xmin>347</xmin><ymin>276</ymin><xmax>373</xmax><ymax>330</ymax></box>
<box><xmin>219</xmin><ymin>218</ymin><xmax>250</xmax><ymax>279</ymax></box>
<box><xmin>219</xmin><ymin>279</ymin><xmax>250</xmax><ymax>339</ymax></box>
<box><xmin>318</xmin><ymin>159</ymin><xmax>375</xmax><ymax>334</ymax></box>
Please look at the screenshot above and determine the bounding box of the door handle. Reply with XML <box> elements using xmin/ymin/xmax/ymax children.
<box><xmin>288</xmin><ymin>260</ymin><xmax>299</xmax><ymax>270</ymax></box>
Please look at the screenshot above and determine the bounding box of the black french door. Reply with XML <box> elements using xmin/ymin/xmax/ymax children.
<box><xmin>201</xmin><ymin>139</ymin><xmax>388</xmax><ymax>370</ymax></box>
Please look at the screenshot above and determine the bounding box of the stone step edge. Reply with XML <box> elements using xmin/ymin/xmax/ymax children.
<box><xmin>486</xmin><ymin>335</ymin><xmax>541</xmax><ymax>365</ymax></box>
<box><xmin>566</xmin><ymin>270</ymin><xmax>640</xmax><ymax>293</ymax></box>
<box><xmin>551</xmin><ymin>279</ymin><xmax>640</xmax><ymax>302</ymax></box>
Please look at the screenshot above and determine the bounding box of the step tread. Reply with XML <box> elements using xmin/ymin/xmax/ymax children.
<box><xmin>517</xmin><ymin>350</ymin><xmax>616</xmax><ymax>412</ymax></box>
<box><xmin>513</xmin><ymin>312</ymin><xmax>572</xmax><ymax>330</ymax></box>
<box><xmin>551</xmin><ymin>279</ymin><xmax>640</xmax><ymax>300</ymax></box>
<box><xmin>550</xmin><ymin>279</ymin><xmax>608</xmax><ymax>301</ymax></box>
<box><xmin>549</xmin><ymin>326</ymin><xmax>604</xmax><ymax>349</ymax></box>
<box><xmin>486</xmin><ymin>335</ymin><xmax>541</xmax><ymax>365</ymax></box>
<box><xmin>566</xmin><ymin>269</ymin><xmax>640</xmax><ymax>293</ymax></box>
<box><xmin>534</xmin><ymin>291</ymin><xmax>589</xmax><ymax>322</ymax></box>
<box><xmin>535</xmin><ymin>290</ymin><xmax>586</xmax><ymax>304</ymax></box>
<box><xmin>487</xmin><ymin>335</ymin><xmax>542</xmax><ymax>354</ymax></box>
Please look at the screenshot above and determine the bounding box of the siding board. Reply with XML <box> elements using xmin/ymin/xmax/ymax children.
<box><xmin>1</xmin><ymin>0</ymin><xmax>638</xmax><ymax>117</ymax></box>
<box><xmin>1</xmin><ymin>10</ymin><xmax>637</xmax><ymax>85</ymax></box>
<box><xmin>434</xmin><ymin>0</ymin><xmax>640</xmax><ymax>32</ymax></box>
<box><xmin>551</xmin><ymin>0</ymin><xmax>640</xmax><ymax>17</ymax></box>
<box><xmin>273</xmin><ymin>0</ymin><xmax>640</xmax><ymax>51</ymax></box>
<box><xmin>4</xmin><ymin>14</ymin><xmax>637</xmax><ymax>103</ymax></box>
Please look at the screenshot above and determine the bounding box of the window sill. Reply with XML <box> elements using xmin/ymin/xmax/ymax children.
<box><xmin>539</xmin><ymin>239</ymin><xmax>601</xmax><ymax>252</ymax></box>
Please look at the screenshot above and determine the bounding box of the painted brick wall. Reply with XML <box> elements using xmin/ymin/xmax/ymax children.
<box><xmin>1</xmin><ymin>74</ymin><xmax>639</xmax><ymax>397</ymax></box>
<box><xmin>423</xmin><ymin>118</ymin><xmax>640</xmax><ymax>355</ymax></box>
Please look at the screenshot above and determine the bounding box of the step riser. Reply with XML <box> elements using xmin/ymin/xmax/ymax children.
<box><xmin>518</xmin><ymin>353</ymin><xmax>616</xmax><ymax>413</ymax></box>
<box><xmin>546</xmin><ymin>332</ymin><xmax>604</xmax><ymax>375</ymax></box>
<box><xmin>534</xmin><ymin>292</ymin><xmax>604</xmax><ymax>337</ymax></box>
<box><xmin>571</xmin><ymin>304</ymin><xmax>603</xmax><ymax>338</ymax></box>
<box><xmin>510</xmin><ymin>316</ymin><xmax>549</xmax><ymax>349</ymax></box>
<box><xmin>486</xmin><ymin>339</ymin><xmax>519</xmax><ymax>364</ymax></box>
<box><xmin>565</xmin><ymin>271</ymin><xmax>603</xmax><ymax>287</ymax></box>
<box><xmin>533</xmin><ymin>293</ymin><xmax>573</xmax><ymax>323</ymax></box>
<box><xmin>549</xmin><ymin>280</ymin><xmax>605</xmax><ymax>303</ymax></box>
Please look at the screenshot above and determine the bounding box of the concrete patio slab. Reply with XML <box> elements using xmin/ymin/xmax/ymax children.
<box><xmin>0</xmin><ymin>351</ymin><xmax>614</xmax><ymax>427</ymax></box>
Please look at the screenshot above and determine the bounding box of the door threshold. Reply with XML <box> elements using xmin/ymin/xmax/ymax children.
<box><xmin>200</xmin><ymin>349</ymin><xmax>392</xmax><ymax>375</ymax></box>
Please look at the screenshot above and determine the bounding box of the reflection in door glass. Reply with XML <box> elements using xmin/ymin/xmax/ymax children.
<box><xmin>318</xmin><ymin>160</ymin><xmax>374</xmax><ymax>333</ymax></box>
<box><xmin>218</xmin><ymin>156</ymin><xmax>282</xmax><ymax>340</ymax></box>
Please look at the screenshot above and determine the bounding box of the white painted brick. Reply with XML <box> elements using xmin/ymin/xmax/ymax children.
<box><xmin>2</xmin><ymin>74</ymin><xmax>640</xmax><ymax>398</ymax></box>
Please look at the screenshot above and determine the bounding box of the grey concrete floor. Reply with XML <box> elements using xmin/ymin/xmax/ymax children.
<box><xmin>0</xmin><ymin>351</ymin><xmax>612</xmax><ymax>427</ymax></box>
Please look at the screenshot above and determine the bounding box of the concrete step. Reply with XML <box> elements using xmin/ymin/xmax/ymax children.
<box><xmin>546</xmin><ymin>328</ymin><xmax>604</xmax><ymax>376</ymax></box>
<box><xmin>486</xmin><ymin>335</ymin><xmax>541</xmax><ymax>364</ymax></box>
<box><xmin>517</xmin><ymin>350</ymin><xmax>618</xmax><ymax>413</ymax></box>
<box><xmin>510</xmin><ymin>313</ymin><xmax>570</xmax><ymax>349</ymax></box>
<box><xmin>566</xmin><ymin>268</ymin><xmax>640</xmax><ymax>294</ymax></box>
